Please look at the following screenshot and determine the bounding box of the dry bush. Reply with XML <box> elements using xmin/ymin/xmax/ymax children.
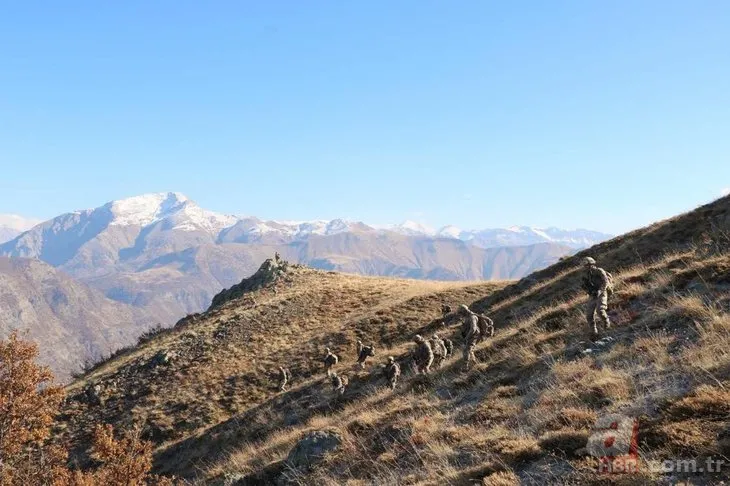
<box><xmin>492</xmin><ymin>385</ymin><xmax>519</xmax><ymax>398</ymax></box>
<box><xmin>538</xmin><ymin>429</ymin><xmax>589</xmax><ymax>457</ymax></box>
<box><xmin>631</xmin><ymin>332</ymin><xmax>675</xmax><ymax>370</ymax></box>
<box><xmin>539</xmin><ymin>358</ymin><xmax>633</xmax><ymax>408</ymax></box>
<box><xmin>0</xmin><ymin>330</ymin><xmax>65</xmax><ymax>484</ymax></box>
<box><xmin>655</xmin><ymin>419</ymin><xmax>723</xmax><ymax>456</ymax></box>
<box><xmin>73</xmin><ymin>424</ymin><xmax>176</xmax><ymax>485</ymax></box>
<box><xmin>0</xmin><ymin>331</ymin><xmax>174</xmax><ymax>485</ymax></box>
<box><xmin>682</xmin><ymin>307</ymin><xmax>730</xmax><ymax>377</ymax></box>
<box><xmin>482</xmin><ymin>470</ymin><xmax>520</xmax><ymax>486</ymax></box>
<box><xmin>474</xmin><ymin>426</ymin><xmax>542</xmax><ymax>464</ymax></box>
<box><xmin>558</xmin><ymin>407</ymin><xmax>598</xmax><ymax>429</ymax></box>
<box><xmin>471</xmin><ymin>398</ymin><xmax>521</xmax><ymax>425</ymax></box>
<box><xmin>668</xmin><ymin>384</ymin><xmax>730</xmax><ymax>419</ymax></box>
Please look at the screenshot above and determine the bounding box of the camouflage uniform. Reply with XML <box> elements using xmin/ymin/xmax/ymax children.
<box><xmin>331</xmin><ymin>373</ymin><xmax>347</xmax><ymax>395</ymax></box>
<box><xmin>443</xmin><ymin>338</ymin><xmax>454</xmax><ymax>357</ymax></box>
<box><xmin>413</xmin><ymin>335</ymin><xmax>434</xmax><ymax>374</ymax></box>
<box><xmin>460</xmin><ymin>304</ymin><xmax>480</xmax><ymax>369</ymax></box>
<box><xmin>582</xmin><ymin>257</ymin><xmax>612</xmax><ymax>336</ymax></box>
<box><xmin>278</xmin><ymin>366</ymin><xmax>291</xmax><ymax>392</ymax></box>
<box><xmin>430</xmin><ymin>334</ymin><xmax>448</xmax><ymax>369</ymax></box>
<box><xmin>384</xmin><ymin>356</ymin><xmax>401</xmax><ymax>390</ymax></box>
<box><xmin>324</xmin><ymin>348</ymin><xmax>339</xmax><ymax>376</ymax></box>
<box><xmin>357</xmin><ymin>344</ymin><xmax>375</xmax><ymax>369</ymax></box>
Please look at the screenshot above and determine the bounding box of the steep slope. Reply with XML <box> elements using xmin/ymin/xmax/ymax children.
<box><xmin>58</xmin><ymin>195</ymin><xmax>730</xmax><ymax>485</ymax></box>
<box><xmin>0</xmin><ymin>257</ymin><xmax>155</xmax><ymax>382</ymax></box>
<box><xmin>1</xmin><ymin>193</ymin><xmax>576</xmax><ymax>324</ymax></box>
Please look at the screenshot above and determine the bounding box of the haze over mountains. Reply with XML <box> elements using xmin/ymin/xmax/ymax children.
<box><xmin>0</xmin><ymin>193</ymin><xmax>610</xmax><ymax>328</ymax></box>
<box><xmin>0</xmin><ymin>257</ymin><xmax>154</xmax><ymax>381</ymax></box>
<box><xmin>0</xmin><ymin>214</ymin><xmax>41</xmax><ymax>243</ymax></box>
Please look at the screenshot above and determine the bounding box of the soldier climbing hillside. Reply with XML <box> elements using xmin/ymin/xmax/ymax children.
<box><xmin>383</xmin><ymin>356</ymin><xmax>400</xmax><ymax>390</ymax></box>
<box><xmin>330</xmin><ymin>372</ymin><xmax>348</xmax><ymax>395</ymax></box>
<box><xmin>460</xmin><ymin>304</ymin><xmax>480</xmax><ymax>370</ymax></box>
<box><xmin>431</xmin><ymin>334</ymin><xmax>448</xmax><ymax>369</ymax></box>
<box><xmin>356</xmin><ymin>342</ymin><xmax>376</xmax><ymax>369</ymax></box>
<box><xmin>323</xmin><ymin>347</ymin><xmax>339</xmax><ymax>376</ymax></box>
<box><xmin>581</xmin><ymin>257</ymin><xmax>613</xmax><ymax>337</ymax></box>
<box><xmin>412</xmin><ymin>335</ymin><xmax>434</xmax><ymax>374</ymax></box>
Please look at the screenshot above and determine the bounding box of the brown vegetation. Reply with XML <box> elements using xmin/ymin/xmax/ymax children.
<box><xmin>44</xmin><ymin>194</ymin><xmax>730</xmax><ymax>484</ymax></box>
<box><xmin>0</xmin><ymin>330</ymin><xmax>174</xmax><ymax>485</ymax></box>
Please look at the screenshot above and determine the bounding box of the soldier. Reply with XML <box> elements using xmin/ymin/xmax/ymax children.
<box><xmin>443</xmin><ymin>338</ymin><xmax>454</xmax><ymax>357</ymax></box>
<box><xmin>331</xmin><ymin>372</ymin><xmax>348</xmax><ymax>395</ymax></box>
<box><xmin>274</xmin><ymin>251</ymin><xmax>281</xmax><ymax>263</ymax></box>
<box><xmin>460</xmin><ymin>304</ymin><xmax>481</xmax><ymax>370</ymax></box>
<box><xmin>581</xmin><ymin>257</ymin><xmax>613</xmax><ymax>337</ymax></box>
<box><xmin>357</xmin><ymin>342</ymin><xmax>376</xmax><ymax>369</ymax></box>
<box><xmin>384</xmin><ymin>356</ymin><xmax>401</xmax><ymax>390</ymax></box>
<box><xmin>323</xmin><ymin>347</ymin><xmax>339</xmax><ymax>376</ymax></box>
<box><xmin>441</xmin><ymin>304</ymin><xmax>452</xmax><ymax>317</ymax></box>
<box><xmin>278</xmin><ymin>366</ymin><xmax>291</xmax><ymax>392</ymax></box>
<box><xmin>412</xmin><ymin>335</ymin><xmax>434</xmax><ymax>374</ymax></box>
<box><xmin>85</xmin><ymin>383</ymin><xmax>103</xmax><ymax>406</ymax></box>
<box><xmin>431</xmin><ymin>334</ymin><xmax>448</xmax><ymax>369</ymax></box>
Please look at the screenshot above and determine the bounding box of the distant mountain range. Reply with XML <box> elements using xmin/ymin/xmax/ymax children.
<box><xmin>384</xmin><ymin>221</ymin><xmax>609</xmax><ymax>249</ymax></box>
<box><xmin>0</xmin><ymin>214</ymin><xmax>42</xmax><ymax>244</ymax></box>
<box><xmin>1</xmin><ymin>192</ymin><xmax>611</xmax><ymax>327</ymax></box>
<box><xmin>0</xmin><ymin>257</ymin><xmax>154</xmax><ymax>381</ymax></box>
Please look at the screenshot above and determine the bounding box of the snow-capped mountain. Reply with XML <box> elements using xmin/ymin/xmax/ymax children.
<box><xmin>0</xmin><ymin>192</ymin><xmax>609</xmax><ymax>326</ymax></box>
<box><xmin>387</xmin><ymin>223</ymin><xmax>611</xmax><ymax>249</ymax></box>
<box><xmin>0</xmin><ymin>214</ymin><xmax>42</xmax><ymax>243</ymax></box>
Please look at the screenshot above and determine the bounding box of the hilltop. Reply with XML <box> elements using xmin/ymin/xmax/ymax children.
<box><xmin>57</xmin><ymin>195</ymin><xmax>730</xmax><ymax>484</ymax></box>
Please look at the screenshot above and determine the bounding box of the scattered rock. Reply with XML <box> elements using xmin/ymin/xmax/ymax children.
<box><xmin>286</xmin><ymin>429</ymin><xmax>343</xmax><ymax>470</ymax></box>
<box><xmin>147</xmin><ymin>350</ymin><xmax>175</xmax><ymax>369</ymax></box>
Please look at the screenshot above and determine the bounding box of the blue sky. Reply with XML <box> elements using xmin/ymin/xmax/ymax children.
<box><xmin>1</xmin><ymin>1</ymin><xmax>728</xmax><ymax>234</ymax></box>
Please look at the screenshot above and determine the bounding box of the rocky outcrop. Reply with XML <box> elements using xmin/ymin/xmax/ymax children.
<box><xmin>209</xmin><ymin>255</ymin><xmax>289</xmax><ymax>309</ymax></box>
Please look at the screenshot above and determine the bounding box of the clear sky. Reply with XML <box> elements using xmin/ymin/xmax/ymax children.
<box><xmin>1</xmin><ymin>1</ymin><xmax>729</xmax><ymax>234</ymax></box>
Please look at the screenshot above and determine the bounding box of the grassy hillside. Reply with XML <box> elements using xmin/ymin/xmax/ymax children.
<box><xmin>59</xmin><ymin>196</ymin><xmax>730</xmax><ymax>485</ymax></box>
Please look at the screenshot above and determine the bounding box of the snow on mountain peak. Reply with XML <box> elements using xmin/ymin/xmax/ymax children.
<box><xmin>105</xmin><ymin>192</ymin><xmax>237</xmax><ymax>232</ymax></box>
<box><xmin>437</xmin><ymin>225</ymin><xmax>462</xmax><ymax>238</ymax></box>
<box><xmin>390</xmin><ymin>220</ymin><xmax>436</xmax><ymax>236</ymax></box>
<box><xmin>107</xmin><ymin>192</ymin><xmax>188</xmax><ymax>226</ymax></box>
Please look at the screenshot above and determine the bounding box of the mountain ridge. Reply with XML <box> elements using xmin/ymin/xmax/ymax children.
<box><xmin>2</xmin><ymin>192</ymin><xmax>612</xmax><ymax>249</ymax></box>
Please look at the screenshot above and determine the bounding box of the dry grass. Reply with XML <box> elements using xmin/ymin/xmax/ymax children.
<box><xmin>53</xmin><ymin>195</ymin><xmax>730</xmax><ymax>484</ymax></box>
<box><xmin>481</xmin><ymin>470</ymin><xmax>520</xmax><ymax>486</ymax></box>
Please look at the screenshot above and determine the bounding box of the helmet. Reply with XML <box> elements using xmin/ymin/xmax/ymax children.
<box><xmin>459</xmin><ymin>304</ymin><xmax>470</xmax><ymax>313</ymax></box>
<box><xmin>583</xmin><ymin>257</ymin><xmax>597</xmax><ymax>266</ymax></box>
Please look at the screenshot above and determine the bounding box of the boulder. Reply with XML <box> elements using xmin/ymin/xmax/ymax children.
<box><xmin>147</xmin><ymin>350</ymin><xmax>175</xmax><ymax>369</ymax></box>
<box><xmin>286</xmin><ymin>429</ymin><xmax>343</xmax><ymax>469</ymax></box>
